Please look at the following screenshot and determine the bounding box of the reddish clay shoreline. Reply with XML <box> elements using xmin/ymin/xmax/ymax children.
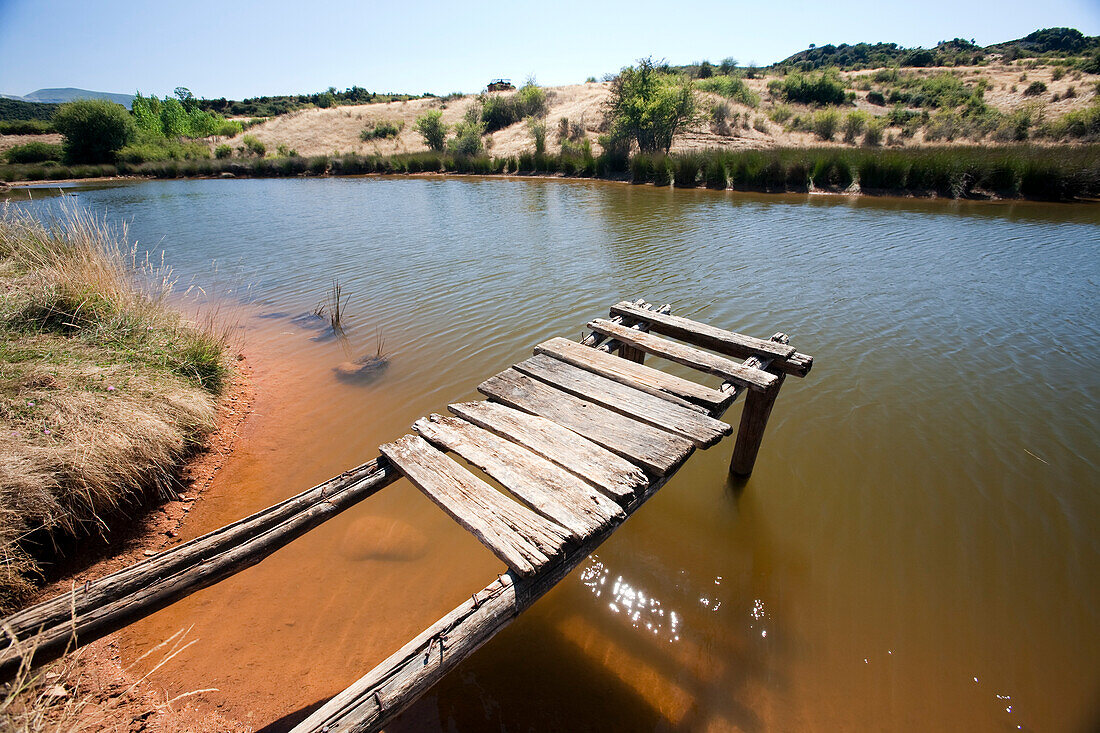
<box><xmin>28</xmin><ymin>357</ymin><xmax>258</xmax><ymax>732</ymax></box>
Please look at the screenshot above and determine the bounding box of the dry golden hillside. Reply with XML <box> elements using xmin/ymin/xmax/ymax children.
<box><xmin>213</xmin><ymin>63</ymin><xmax>1099</xmax><ymax>158</ymax></box>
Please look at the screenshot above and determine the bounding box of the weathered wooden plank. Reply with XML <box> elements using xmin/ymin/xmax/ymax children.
<box><xmin>610</xmin><ymin>301</ymin><xmax>796</xmax><ymax>360</ymax></box>
<box><xmin>513</xmin><ymin>354</ymin><xmax>732</xmax><ymax>448</ymax></box>
<box><xmin>0</xmin><ymin>459</ymin><xmax>399</xmax><ymax>679</ymax></box>
<box><xmin>587</xmin><ymin>319</ymin><xmax>779</xmax><ymax>393</ymax></box>
<box><xmin>535</xmin><ymin>337</ymin><xmax>728</xmax><ymax>411</ymax></box>
<box><xmin>478</xmin><ymin>369</ymin><xmax>694</xmax><ymax>476</ymax></box>
<box><xmin>447</xmin><ymin>401</ymin><xmax>647</xmax><ymax>502</ymax></box>
<box><xmin>381</xmin><ymin>435</ymin><xmax>570</xmax><ymax>576</ymax></box>
<box><xmin>413</xmin><ymin>415</ymin><xmax>623</xmax><ymax>539</ymax></box>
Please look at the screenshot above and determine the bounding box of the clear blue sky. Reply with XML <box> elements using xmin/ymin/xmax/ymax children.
<box><xmin>1</xmin><ymin>0</ymin><xmax>1098</xmax><ymax>99</ymax></box>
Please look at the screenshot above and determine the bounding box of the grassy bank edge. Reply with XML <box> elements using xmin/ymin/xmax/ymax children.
<box><xmin>0</xmin><ymin>204</ymin><xmax>233</xmax><ymax>613</ymax></box>
<box><xmin>3</xmin><ymin>145</ymin><xmax>1100</xmax><ymax>201</ymax></box>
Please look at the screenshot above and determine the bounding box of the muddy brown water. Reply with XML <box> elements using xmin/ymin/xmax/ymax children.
<box><xmin>12</xmin><ymin>178</ymin><xmax>1100</xmax><ymax>731</ymax></box>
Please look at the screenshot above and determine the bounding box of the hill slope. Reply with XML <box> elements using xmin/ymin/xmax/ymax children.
<box><xmin>19</xmin><ymin>88</ymin><xmax>134</xmax><ymax>108</ymax></box>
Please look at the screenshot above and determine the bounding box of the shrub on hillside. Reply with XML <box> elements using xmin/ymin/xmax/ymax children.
<box><xmin>0</xmin><ymin>119</ymin><xmax>55</xmax><ymax>135</ymax></box>
<box><xmin>448</xmin><ymin>119</ymin><xmax>485</xmax><ymax>156</ymax></box>
<box><xmin>479</xmin><ymin>80</ymin><xmax>549</xmax><ymax>133</ymax></box>
<box><xmin>415</xmin><ymin>110</ymin><xmax>447</xmax><ymax>151</ymax></box>
<box><xmin>3</xmin><ymin>141</ymin><xmax>63</xmax><ymax>164</ymax></box>
<box><xmin>769</xmin><ymin>70</ymin><xmax>847</xmax><ymax>106</ymax></box>
<box><xmin>695</xmin><ymin>76</ymin><xmax>760</xmax><ymax>107</ymax></box>
<box><xmin>1023</xmin><ymin>81</ymin><xmax>1048</xmax><ymax>97</ymax></box>
<box><xmin>215</xmin><ymin>144</ymin><xmax>233</xmax><ymax>159</ymax></box>
<box><xmin>360</xmin><ymin>120</ymin><xmax>404</xmax><ymax>141</ymax></box>
<box><xmin>606</xmin><ymin>57</ymin><xmax>696</xmax><ymax>153</ymax></box>
<box><xmin>52</xmin><ymin>99</ymin><xmax>135</xmax><ymax>163</ymax></box>
<box><xmin>239</xmin><ymin>135</ymin><xmax>266</xmax><ymax>157</ymax></box>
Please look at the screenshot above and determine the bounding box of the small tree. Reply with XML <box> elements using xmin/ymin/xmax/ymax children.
<box><xmin>415</xmin><ymin>110</ymin><xmax>447</xmax><ymax>151</ymax></box>
<box><xmin>53</xmin><ymin>99</ymin><xmax>135</xmax><ymax>163</ymax></box>
<box><xmin>605</xmin><ymin>57</ymin><xmax>696</xmax><ymax>153</ymax></box>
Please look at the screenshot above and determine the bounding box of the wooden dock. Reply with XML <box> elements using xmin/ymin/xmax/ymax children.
<box><xmin>0</xmin><ymin>299</ymin><xmax>813</xmax><ymax>731</ymax></box>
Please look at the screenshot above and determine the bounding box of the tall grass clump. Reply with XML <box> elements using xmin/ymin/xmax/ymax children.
<box><xmin>0</xmin><ymin>204</ymin><xmax>233</xmax><ymax>611</ymax></box>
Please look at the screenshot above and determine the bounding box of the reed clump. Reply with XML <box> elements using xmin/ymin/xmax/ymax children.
<box><xmin>0</xmin><ymin>204</ymin><xmax>232</xmax><ymax>611</ymax></box>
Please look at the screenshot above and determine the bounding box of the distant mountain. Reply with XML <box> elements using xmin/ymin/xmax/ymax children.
<box><xmin>13</xmin><ymin>88</ymin><xmax>134</xmax><ymax>109</ymax></box>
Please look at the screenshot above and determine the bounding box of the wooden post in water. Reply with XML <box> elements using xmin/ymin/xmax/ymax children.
<box><xmin>729</xmin><ymin>333</ymin><xmax>789</xmax><ymax>477</ymax></box>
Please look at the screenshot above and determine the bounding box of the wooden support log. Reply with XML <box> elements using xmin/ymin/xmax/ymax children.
<box><xmin>0</xmin><ymin>459</ymin><xmax>398</xmax><ymax>680</ymax></box>
<box><xmin>728</xmin><ymin>333</ymin><xmax>789</xmax><ymax>477</ymax></box>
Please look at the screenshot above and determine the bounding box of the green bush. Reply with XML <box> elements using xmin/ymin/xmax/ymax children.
<box><xmin>842</xmin><ymin>111</ymin><xmax>868</xmax><ymax>143</ymax></box>
<box><xmin>0</xmin><ymin>120</ymin><xmax>54</xmax><ymax>135</ymax></box>
<box><xmin>811</xmin><ymin>156</ymin><xmax>854</xmax><ymax>189</ymax></box>
<box><xmin>527</xmin><ymin>117</ymin><xmax>547</xmax><ymax>154</ymax></box>
<box><xmin>694</xmin><ymin>76</ymin><xmax>760</xmax><ymax>107</ymax></box>
<box><xmin>53</xmin><ymin>99</ymin><xmax>135</xmax><ymax>163</ymax></box>
<box><xmin>240</xmin><ymin>135</ymin><xmax>266</xmax><ymax>157</ymax></box>
<box><xmin>415</xmin><ymin>110</ymin><xmax>447</xmax><ymax>151</ymax></box>
<box><xmin>673</xmin><ymin>154</ymin><xmax>702</xmax><ymax>187</ymax></box>
<box><xmin>866</xmin><ymin>90</ymin><xmax>886</xmax><ymax>106</ymax></box>
<box><xmin>3</xmin><ymin>141</ymin><xmax>63</xmax><ymax>164</ymax></box>
<box><xmin>812</xmin><ymin>110</ymin><xmax>840</xmax><ymax>140</ymax></box>
<box><xmin>606</xmin><ymin>58</ymin><xmax>696</xmax><ymax>153</ymax></box>
<box><xmin>360</xmin><ymin>120</ymin><xmax>404</xmax><ymax>141</ymax></box>
<box><xmin>116</xmin><ymin>137</ymin><xmax>211</xmax><ymax>164</ymax></box>
<box><xmin>857</xmin><ymin>155</ymin><xmax>907</xmax><ymax>189</ymax></box>
<box><xmin>1023</xmin><ymin>81</ymin><xmax>1048</xmax><ymax>97</ymax></box>
<box><xmin>480</xmin><ymin>81</ymin><xmax>549</xmax><ymax>132</ymax></box>
<box><xmin>863</xmin><ymin>118</ymin><xmax>885</xmax><ymax>146</ymax></box>
<box><xmin>215</xmin><ymin>144</ymin><xmax>232</xmax><ymax>159</ymax></box>
<box><xmin>769</xmin><ymin>70</ymin><xmax>847</xmax><ymax>106</ymax></box>
<box><xmin>704</xmin><ymin>157</ymin><xmax>728</xmax><ymax>189</ymax></box>
<box><xmin>768</xmin><ymin>105</ymin><xmax>793</xmax><ymax>124</ymax></box>
<box><xmin>448</xmin><ymin>119</ymin><xmax>484</xmax><ymax>156</ymax></box>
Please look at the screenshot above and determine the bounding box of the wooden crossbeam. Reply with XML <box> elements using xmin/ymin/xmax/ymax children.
<box><xmin>586</xmin><ymin>319</ymin><xmax>779</xmax><ymax>392</ymax></box>
<box><xmin>611</xmin><ymin>301</ymin><xmax>795</xmax><ymax>359</ymax></box>
<box><xmin>535</xmin><ymin>337</ymin><xmax>729</xmax><ymax>411</ymax></box>
<box><xmin>609</xmin><ymin>301</ymin><xmax>813</xmax><ymax>378</ymax></box>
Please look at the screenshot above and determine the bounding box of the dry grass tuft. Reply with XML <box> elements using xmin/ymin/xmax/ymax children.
<box><xmin>0</xmin><ymin>204</ymin><xmax>232</xmax><ymax>612</ymax></box>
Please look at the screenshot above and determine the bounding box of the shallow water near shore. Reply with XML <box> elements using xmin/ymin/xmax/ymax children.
<box><xmin>13</xmin><ymin>178</ymin><xmax>1100</xmax><ymax>731</ymax></box>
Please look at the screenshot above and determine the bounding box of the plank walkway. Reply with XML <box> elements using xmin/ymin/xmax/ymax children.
<box><xmin>0</xmin><ymin>298</ymin><xmax>813</xmax><ymax>732</ymax></box>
